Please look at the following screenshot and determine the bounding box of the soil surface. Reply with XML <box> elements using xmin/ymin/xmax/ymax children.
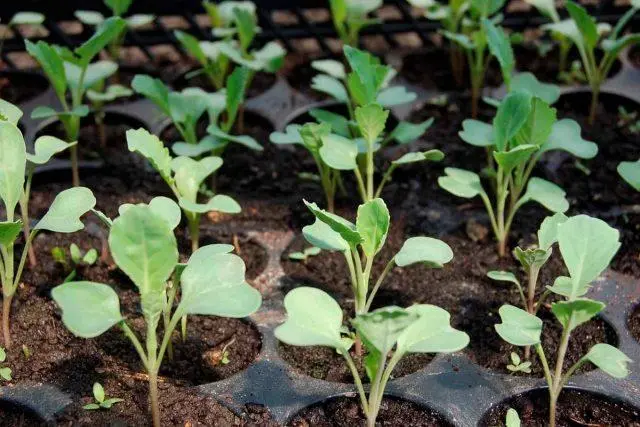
<box><xmin>283</xmin><ymin>53</ymin><xmax>337</xmax><ymax>101</ymax></box>
<box><xmin>629</xmin><ymin>302</ymin><xmax>640</xmax><ymax>343</ymax></box>
<box><xmin>0</xmin><ymin>402</ymin><xmax>45</xmax><ymax>427</ymax></box>
<box><xmin>0</xmin><ymin>70</ymin><xmax>49</xmax><ymax>105</ymax></box>
<box><xmin>171</xmin><ymin>68</ymin><xmax>277</xmax><ymax>99</ymax></box>
<box><xmin>480</xmin><ymin>388</ymin><xmax>640</xmax><ymax>426</ymax></box>
<box><xmin>288</xmin><ymin>396</ymin><xmax>453</xmax><ymax>427</ymax></box>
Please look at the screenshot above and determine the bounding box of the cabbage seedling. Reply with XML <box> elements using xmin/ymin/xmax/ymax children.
<box><xmin>524</xmin><ymin>0</ymin><xmax>573</xmax><ymax>76</ymax></box>
<box><xmin>618</xmin><ymin>159</ymin><xmax>640</xmax><ymax>191</ymax></box>
<box><xmin>177</xmin><ymin>1</ymin><xmax>285</xmax><ymax>92</ymax></box>
<box><xmin>25</xmin><ymin>17</ymin><xmax>126</xmax><ymax>186</ymax></box>
<box><xmin>302</xmin><ymin>198</ymin><xmax>453</xmax><ymax>314</ymax></box>
<box><xmin>288</xmin><ymin>246</ymin><xmax>321</xmax><ymax>262</ymax></box>
<box><xmin>276</xmin><ymin>287</ymin><xmax>468</xmax><ymax>427</ymax></box>
<box><xmin>0</xmin><ymin>120</ymin><xmax>95</xmax><ymax>347</ymax></box>
<box><xmin>52</xmin><ymin>201</ymin><xmax>261</xmax><ymax>427</ymax></box>
<box><xmin>83</xmin><ymin>382</ymin><xmax>123</xmax><ymax>410</ymax></box>
<box><xmin>132</xmin><ymin>66</ymin><xmax>262</xmax><ymax>161</ymax></box>
<box><xmin>328</xmin><ymin>0</ymin><xmax>382</xmax><ymax>46</ymax></box>
<box><xmin>494</xmin><ymin>215</ymin><xmax>631</xmax><ymax>427</ymax></box>
<box><xmin>544</xmin><ymin>1</ymin><xmax>640</xmax><ymax>125</ymax></box>
<box><xmin>75</xmin><ymin>0</ymin><xmax>155</xmax><ymax>64</ymax></box>
<box><xmin>126</xmin><ymin>128</ymin><xmax>241</xmax><ymax>252</ymax></box>
<box><xmin>0</xmin><ymin>12</ymin><xmax>45</xmax><ymax>69</ymax></box>
<box><xmin>439</xmin><ymin>90</ymin><xmax>598</xmax><ymax>256</ymax></box>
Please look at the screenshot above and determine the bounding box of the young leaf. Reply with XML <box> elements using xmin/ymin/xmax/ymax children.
<box><xmin>179</xmin><ymin>195</ymin><xmax>241</xmax><ymax>214</ymax></box>
<box><xmin>519</xmin><ymin>177</ymin><xmax>568</xmax><ymax>213</ymax></box>
<box><xmin>131</xmin><ymin>75</ymin><xmax>170</xmax><ymax>114</ymax></box>
<box><xmin>392</xmin><ymin>150</ymin><xmax>444</xmax><ymax>165</ymax></box>
<box><xmin>51</xmin><ymin>282</ymin><xmax>123</xmax><ymax>338</ymax></box>
<box><xmin>172</xmin><ymin>156</ymin><xmax>223</xmax><ymax>202</ymax></box>
<box><xmin>537</xmin><ymin>212</ymin><xmax>569</xmax><ymax>250</ymax></box>
<box><xmin>518</xmin><ymin>97</ymin><xmax>556</xmax><ymax>147</ymax></box>
<box><xmin>352</xmin><ymin>307</ymin><xmax>417</xmax><ymax>354</ymax></box>
<box><xmin>302</xmin><ymin>219</ymin><xmax>350</xmax><ymax>252</ymax></box>
<box><xmin>551</xmin><ymin>299</ymin><xmax>605</xmax><ymax>331</ymax></box>
<box><xmin>93</xmin><ymin>382</ymin><xmax>105</xmax><ymax>403</ymax></box>
<box><xmin>484</xmin><ymin>19</ymin><xmax>514</xmax><ymax>83</ymax></box>
<box><xmin>275</xmin><ymin>287</ymin><xmax>347</xmax><ymax>350</ymax></box>
<box><xmin>356</xmin><ymin>198</ymin><xmax>390</xmax><ymax>257</ymax></box>
<box><xmin>618</xmin><ymin>159</ymin><xmax>640</xmax><ymax>191</ymax></box>
<box><xmin>65</xmin><ymin>60</ymin><xmax>118</xmax><ymax>91</ymax></box>
<box><xmin>25</xmin><ymin>40</ymin><xmax>67</xmax><ymax>100</ymax></box>
<box><xmin>387</xmin><ymin>119</ymin><xmax>434</xmax><ymax>145</ymax></box>
<box><xmin>495</xmin><ymin>304</ymin><xmax>543</xmax><ymax>346</ymax></box>
<box><xmin>206</xmin><ymin>126</ymin><xmax>263</xmax><ymax>151</ymax></box>
<box><xmin>0</xmin><ymin>122</ymin><xmax>26</xmax><ymax>216</ymax></box>
<box><xmin>506</xmin><ymin>408</ymin><xmax>521</xmax><ymax>427</ymax></box>
<box><xmin>34</xmin><ymin>188</ymin><xmax>96</xmax><ymax>233</ymax></box>
<box><xmin>511</xmin><ymin>72</ymin><xmax>560</xmax><ymax>105</ymax></box>
<box><xmin>584</xmin><ymin>343</ymin><xmax>632</xmax><ymax>379</ymax></box>
<box><xmin>270</xmin><ymin>125</ymin><xmax>303</xmax><ymax>145</ymax></box>
<box><xmin>126</xmin><ymin>128</ymin><xmax>173</xmax><ymax>181</ymax></box>
<box><xmin>493</xmin><ymin>91</ymin><xmax>532</xmax><ymax>150</ymax></box>
<box><xmin>178</xmin><ymin>251</ymin><xmax>260</xmax><ymax>318</ymax></box>
<box><xmin>75</xmin><ymin>17</ymin><xmax>126</xmax><ymax>64</ymax></box>
<box><xmin>355</xmin><ymin>103</ymin><xmax>388</xmax><ymax>145</ymax></box>
<box><xmin>319</xmin><ymin>134</ymin><xmax>358</xmax><ymax>170</ymax></box>
<box><xmin>27</xmin><ymin>136</ymin><xmax>76</xmax><ymax>165</ymax></box>
<box><xmin>312</xmin><ymin>59</ymin><xmax>346</xmax><ymax>79</ymax></box>
<box><xmin>565</xmin><ymin>1</ymin><xmax>599</xmax><ymax>50</ymax></box>
<box><xmin>0</xmin><ymin>99</ymin><xmax>23</xmax><ymax>125</ymax></box>
<box><xmin>309</xmin><ymin>109</ymin><xmax>350</xmax><ymax>136</ymax></box>
<box><xmin>70</xmin><ymin>243</ymin><xmax>83</xmax><ymax>264</ymax></box>
<box><xmin>0</xmin><ymin>221</ymin><xmax>22</xmax><ymax>246</ymax></box>
<box><xmin>493</xmin><ymin>144</ymin><xmax>538</xmax><ymax>174</ymax></box>
<box><xmin>396</xmin><ymin>305</ymin><xmax>469</xmax><ymax>355</ymax></box>
<box><xmin>376</xmin><ymin>86</ymin><xmax>417</xmax><ymax>107</ymax></box>
<box><xmin>540</xmin><ymin>119</ymin><xmax>597</xmax><ymax>159</ymax></box>
<box><xmin>0</xmin><ymin>367</ymin><xmax>11</xmax><ymax>381</ymax></box>
<box><xmin>225</xmin><ymin>66</ymin><xmax>249</xmax><ymax>126</ymax></box>
<box><xmin>487</xmin><ymin>271</ymin><xmax>520</xmax><ymax>287</ymax></box>
<box><xmin>459</xmin><ymin>120</ymin><xmax>494</xmax><ymax>147</ymax></box>
<box><xmin>557</xmin><ymin>215</ymin><xmax>620</xmax><ymax>299</ymax></box>
<box><xmin>438</xmin><ymin>168</ymin><xmax>486</xmax><ymax>198</ymax></box>
<box><xmin>394</xmin><ymin>237</ymin><xmax>453</xmax><ymax>268</ymax></box>
<box><xmin>304</xmin><ymin>200</ymin><xmax>362</xmax><ymax>245</ymax></box>
<box><xmin>312</xmin><ymin>75</ymin><xmax>349</xmax><ymax>102</ymax></box>
<box><xmin>10</xmin><ymin>11</ymin><xmax>45</xmax><ymax>25</ymax></box>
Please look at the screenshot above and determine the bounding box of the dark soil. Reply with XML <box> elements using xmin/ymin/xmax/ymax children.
<box><xmin>0</xmin><ymin>401</ymin><xmax>46</xmax><ymax>427</ymax></box>
<box><xmin>0</xmin><ymin>70</ymin><xmax>49</xmax><ymax>105</ymax></box>
<box><xmin>630</xmin><ymin>44</ymin><xmax>640</xmax><ymax>69</ymax></box>
<box><xmin>288</xmin><ymin>396</ymin><xmax>453</xmax><ymax>427</ymax></box>
<box><xmin>629</xmin><ymin>302</ymin><xmax>640</xmax><ymax>343</ymax></box>
<box><xmin>172</xmin><ymin>68</ymin><xmax>277</xmax><ymax>99</ymax></box>
<box><xmin>283</xmin><ymin>53</ymin><xmax>337</xmax><ymax>101</ymax></box>
<box><xmin>399</xmin><ymin>48</ymin><xmax>503</xmax><ymax>92</ymax></box>
<box><xmin>513</xmin><ymin>44</ymin><xmax>623</xmax><ymax>85</ymax></box>
<box><xmin>480</xmin><ymin>388</ymin><xmax>640</xmax><ymax>426</ymax></box>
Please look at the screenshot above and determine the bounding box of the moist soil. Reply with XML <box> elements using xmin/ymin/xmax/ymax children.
<box><xmin>629</xmin><ymin>302</ymin><xmax>640</xmax><ymax>343</ymax></box>
<box><xmin>288</xmin><ymin>396</ymin><xmax>453</xmax><ymax>427</ymax></box>
<box><xmin>171</xmin><ymin>68</ymin><xmax>277</xmax><ymax>99</ymax></box>
<box><xmin>0</xmin><ymin>71</ymin><xmax>49</xmax><ymax>105</ymax></box>
<box><xmin>399</xmin><ymin>48</ymin><xmax>503</xmax><ymax>92</ymax></box>
<box><xmin>630</xmin><ymin>44</ymin><xmax>640</xmax><ymax>69</ymax></box>
<box><xmin>480</xmin><ymin>388</ymin><xmax>640</xmax><ymax>426</ymax></box>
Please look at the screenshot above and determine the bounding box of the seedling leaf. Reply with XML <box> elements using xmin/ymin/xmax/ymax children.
<box><xmin>394</xmin><ymin>237</ymin><xmax>453</xmax><ymax>268</ymax></box>
<box><xmin>396</xmin><ymin>304</ymin><xmax>469</xmax><ymax>355</ymax></box>
<box><xmin>495</xmin><ymin>304</ymin><xmax>542</xmax><ymax>346</ymax></box>
<box><xmin>35</xmin><ymin>187</ymin><xmax>96</xmax><ymax>233</ymax></box>
<box><xmin>584</xmin><ymin>343</ymin><xmax>632</xmax><ymax>378</ymax></box>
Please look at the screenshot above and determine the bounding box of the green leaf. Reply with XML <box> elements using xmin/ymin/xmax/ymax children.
<box><xmin>87</xmin><ymin>84</ymin><xmax>132</xmax><ymax>102</ymax></box>
<box><xmin>355</xmin><ymin>103</ymin><xmax>388</xmax><ymax>145</ymax></box>
<box><xmin>551</xmin><ymin>299</ymin><xmax>605</xmax><ymax>331</ymax></box>
<box><xmin>0</xmin><ymin>221</ymin><xmax>22</xmax><ymax>246</ymax></box>
<box><xmin>233</xmin><ymin>7</ymin><xmax>257</xmax><ymax>51</ymax></box>
<box><xmin>442</xmin><ymin>31</ymin><xmax>475</xmax><ymax>50</ymax></box>
<box><xmin>525</xmin><ymin>0</ymin><xmax>559</xmax><ymax>21</ymax></box>
<box><xmin>506</xmin><ymin>408</ymin><xmax>521</xmax><ymax>427</ymax></box>
<box><xmin>309</xmin><ymin>109</ymin><xmax>350</xmax><ymax>137</ymax></box>
<box><xmin>275</xmin><ymin>287</ymin><xmax>347</xmax><ymax>349</ymax></box>
<box><xmin>83</xmin><ymin>403</ymin><xmax>101</xmax><ymax>410</ymax></box>
<box><xmin>396</xmin><ymin>304</ymin><xmax>469</xmax><ymax>355</ymax></box>
<box><xmin>438</xmin><ymin>167</ymin><xmax>485</xmax><ymax>199</ymax></box>
<box><xmin>514</xmin><ymin>247</ymin><xmax>551</xmax><ymax>271</ymax></box>
<box><xmin>252</xmin><ymin>42</ymin><xmax>286</xmax><ymax>73</ymax></box>
<box><xmin>517</xmin><ymin>97</ymin><xmax>556</xmax><ymax>147</ymax></box>
<box><xmin>31</xmin><ymin>105</ymin><xmax>90</xmax><ymax>120</ymax></box>
<box><xmin>302</xmin><ymin>218</ymin><xmax>349</xmax><ymax>252</ymax></box>
<box><xmin>353</xmin><ymin>306</ymin><xmax>417</xmax><ymax>354</ymax></box>
<box><xmin>344</xmin><ymin>45</ymin><xmax>389</xmax><ymax>105</ymax></box>
<box><xmin>484</xmin><ymin>19</ymin><xmax>514</xmax><ymax>84</ymax></box>
<box><xmin>174</xmin><ymin>30</ymin><xmax>208</xmax><ymax>65</ymax></box>
<box><xmin>618</xmin><ymin>159</ymin><xmax>640</xmax><ymax>191</ymax></box>
<box><xmin>387</xmin><ymin>119</ymin><xmax>434</xmax><ymax>145</ymax></box>
<box><xmin>540</xmin><ymin>119</ymin><xmax>597</xmax><ymax>159</ymax></box>
<box><xmin>547</xmin><ymin>275</ymin><xmax>580</xmax><ymax>297</ymax></box>
<box><xmin>494</xmin><ymin>144</ymin><xmax>538</xmax><ymax>174</ymax></box>
<box><xmin>270</xmin><ymin>125</ymin><xmax>303</xmax><ymax>145</ymax></box>
<box><xmin>519</xmin><ymin>177</ymin><xmax>568</xmax><ymax>213</ymax></box>
<box><xmin>394</xmin><ymin>237</ymin><xmax>453</xmax><ymax>268</ymax></box>
<box><xmin>584</xmin><ymin>343</ymin><xmax>631</xmax><ymax>379</ymax></box>
<box><xmin>537</xmin><ymin>212</ymin><xmax>568</xmax><ymax>250</ymax></box>
<box><xmin>126</xmin><ymin>128</ymin><xmax>173</xmax><ymax>181</ymax></box>
<box><xmin>51</xmin><ymin>282</ymin><xmax>123</xmax><ymax>338</ymax></box>
<box><xmin>511</xmin><ymin>72</ymin><xmax>560</xmax><ymax>105</ymax></box>
<box><xmin>319</xmin><ymin>134</ymin><xmax>358</xmax><ymax>170</ymax></box>
<box><xmin>459</xmin><ymin>119</ymin><xmax>494</xmax><ymax>147</ymax></box>
<box><xmin>27</xmin><ymin>136</ymin><xmax>75</xmax><ymax>165</ymax></box>
<box><xmin>356</xmin><ymin>198</ymin><xmax>390</xmax><ymax>257</ymax></box>
<box><xmin>312</xmin><ymin>59</ymin><xmax>346</xmax><ymax>79</ymax></box>
<box><xmin>601</xmin><ymin>34</ymin><xmax>640</xmax><ymax>62</ymax></box>
<box><xmin>487</xmin><ymin>271</ymin><xmax>520</xmax><ymax>286</ymax></box>
<box><xmin>131</xmin><ymin>75</ymin><xmax>170</xmax><ymax>114</ymax></box>
<box><xmin>493</xmin><ymin>91</ymin><xmax>532</xmax><ymax>151</ymax></box>
<box><xmin>172</xmin><ymin>136</ymin><xmax>222</xmax><ymax>157</ymax></box>
<box><xmin>565</xmin><ymin>1</ymin><xmax>599</xmax><ymax>50</ymax></box>
<box><xmin>179</xmin><ymin>195</ymin><xmax>241</xmax><ymax>214</ymax></box>
<box><xmin>35</xmin><ymin>187</ymin><xmax>96</xmax><ymax>233</ymax></box>
<box><xmin>109</xmin><ymin>205</ymin><xmax>178</xmax><ymax>318</ymax></box>
<box><xmin>10</xmin><ymin>11</ymin><xmax>45</xmax><ymax>26</ymax></box>
<box><xmin>93</xmin><ymin>382</ymin><xmax>105</xmax><ymax>403</ymax></box>
<box><xmin>392</xmin><ymin>150</ymin><xmax>444</xmax><ymax>165</ymax></box>
<box><xmin>65</xmin><ymin>61</ymin><xmax>118</xmax><ymax>91</ymax></box>
<box><xmin>149</xmin><ymin>197</ymin><xmax>181</xmax><ymax>230</ymax></box>
<box><xmin>83</xmin><ymin>249</ymin><xmax>98</xmax><ymax>265</ymax></box>
<box><xmin>311</xmin><ymin>75</ymin><xmax>348</xmax><ymax>102</ymax></box>
<box><xmin>304</xmin><ymin>200</ymin><xmax>362</xmax><ymax>246</ymax></box>
<box><xmin>172</xmin><ymin>156</ymin><xmax>223</xmax><ymax>202</ymax></box>
<box><xmin>0</xmin><ymin>122</ymin><xmax>26</xmax><ymax>216</ymax></box>
<box><xmin>105</xmin><ymin>0</ymin><xmax>133</xmax><ymax>15</ymax></box>
<box><xmin>225</xmin><ymin>66</ymin><xmax>249</xmax><ymax>127</ymax></box>
<box><xmin>206</xmin><ymin>126</ymin><xmax>263</xmax><ymax>151</ymax></box>
<box><xmin>75</xmin><ymin>17</ymin><xmax>126</xmax><ymax>64</ymax></box>
<box><xmin>70</xmin><ymin>243</ymin><xmax>82</xmax><ymax>264</ymax></box>
<box><xmin>178</xmin><ymin>250</ymin><xmax>260</xmax><ymax>317</ymax></box>
<box><xmin>0</xmin><ymin>99</ymin><xmax>23</xmax><ymax>125</ymax></box>
<box><xmin>495</xmin><ymin>304</ymin><xmax>542</xmax><ymax>346</ymax></box>
<box><xmin>25</xmin><ymin>40</ymin><xmax>67</xmax><ymax>100</ymax></box>
<box><xmin>556</xmin><ymin>215</ymin><xmax>620</xmax><ymax>299</ymax></box>
<box><xmin>376</xmin><ymin>86</ymin><xmax>417</xmax><ymax>107</ymax></box>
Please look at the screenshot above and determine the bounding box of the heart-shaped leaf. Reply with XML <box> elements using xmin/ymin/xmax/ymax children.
<box><xmin>540</xmin><ymin>119</ymin><xmax>597</xmax><ymax>159</ymax></box>
<box><xmin>395</xmin><ymin>237</ymin><xmax>453</xmax><ymax>268</ymax></box>
<box><xmin>27</xmin><ymin>136</ymin><xmax>76</xmax><ymax>165</ymax></box>
<box><xmin>270</xmin><ymin>125</ymin><xmax>303</xmax><ymax>145</ymax></box>
<box><xmin>396</xmin><ymin>304</ymin><xmax>469</xmax><ymax>355</ymax></box>
<box><xmin>52</xmin><ymin>281</ymin><xmax>123</xmax><ymax>338</ymax></box>
<box><xmin>551</xmin><ymin>299</ymin><xmax>605</xmax><ymax>331</ymax></box>
<box><xmin>584</xmin><ymin>343</ymin><xmax>631</xmax><ymax>379</ymax></box>
<box><xmin>618</xmin><ymin>159</ymin><xmax>640</xmax><ymax>191</ymax></box>
<box><xmin>438</xmin><ymin>167</ymin><xmax>485</xmax><ymax>199</ymax></box>
<box><xmin>511</xmin><ymin>72</ymin><xmax>560</xmax><ymax>105</ymax></box>
<box><xmin>179</xmin><ymin>195</ymin><xmax>241</xmax><ymax>214</ymax></box>
<box><xmin>520</xmin><ymin>177</ymin><xmax>568</xmax><ymax>213</ymax></box>
<box><xmin>495</xmin><ymin>304</ymin><xmax>542</xmax><ymax>346</ymax></box>
<box><xmin>353</xmin><ymin>306</ymin><xmax>417</xmax><ymax>354</ymax></box>
<box><xmin>0</xmin><ymin>99</ymin><xmax>22</xmax><ymax>125</ymax></box>
<box><xmin>275</xmin><ymin>287</ymin><xmax>347</xmax><ymax>349</ymax></box>
<box><xmin>178</xmin><ymin>251</ymin><xmax>260</xmax><ymax>317</ymax></box>
<box><xmin>392</xmin><ymin>150</ymin><xmax>444</xmax><ymax>165</ymax></box>
<box><xmin>459</xmin><ymin>119</ymin><xmax>494</xmax><ymax>147</ymax></box>
<box><xmin>319</xmin><ymin>134</ymin><xmax>358</xmax><ymax>170</ymax></box>
<box><xmin>35</xmin><ymin>187</ymin><xmax>96</xmax><ymax>233</ymax></box>
<box><xmin>312</xmin><ymin>75</ymin><xmax>349</xmax><ymax>102</ymax></box>
<box><xmin>388</xmin><ymin>119</ymin><xmax>434</xmax><ymax>145</ymax></box>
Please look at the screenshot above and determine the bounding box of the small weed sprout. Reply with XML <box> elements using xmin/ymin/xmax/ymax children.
<box><xmin>439</xmin><ymin>91</ymin><xmax>597</xmax><ymax>256</ymax></box>
<box><xmin>53</xmin><ymin>199</ymin><xmax>261</xmax><ymax>427</ymax></box>
<box><xmin>0</xmin><ymin>347</ymin><xmax>12</xmax><ymax>381</ymax></box>
<box><xmin>83</xmin><ymin>382</ymin><xmax>124</xmax><ymax>410</ymax></box>
<box><xmin>52</xmin><ymin>243</ymin><xmax>99</xmax><ymax>283</ymax></box>
<box><xmin>26</xmin><ymin>17</ymin><xmax>126</xmax><ymax>185</ymax></box>
<box><xmin>506</xmin><ymin>408</ymin><xmax>521</xmax><ymax>427</ymax></box>
<box><xmin>0</xmin><ymin>116</ymin><xmax>95</xmax><ymax>347</ymax></box>
<box><xmin>506</xmin><ymin>351</ymin><xmax>531</xmax><ymax>374</ymax></box>
<box><xmin>288</xmin><ymin>246</ymin><xmax>321</xmax><ymax>262</ymax></box>
<box><xmin>276</xmin><ymin>287</ymin><xmax>468</xmax><ymax>427</ymax></box>
<box><xmin>494</xmin><ymin>215</ymin><xmax>632</xmax><ymax>427</ymax></box>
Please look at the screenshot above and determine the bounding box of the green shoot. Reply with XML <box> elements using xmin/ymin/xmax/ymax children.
<box><xmin>82</xmin><ymin>382</ymin><xmax>124</xmax><ymax>410</ymax></box>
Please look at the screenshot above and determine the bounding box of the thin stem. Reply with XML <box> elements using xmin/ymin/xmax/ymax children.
<box><xmin>13</xmin><ymin>231</ymin><xmax>36</xmax><ymax>290</ymax></box>
<box><xmin>352</xmin><ymin>248</ymin><xmax>366</xmax><ymax>315</ymax></box>
<box><xmin>366</xmin><ymin>143</ymin><xmax>374</xmax><ymax>201</ymax></box>
<box><xmin>374</xmin><ymin>165</ymin><xmax>397</xmax><ymax>199</ymax></box>
<box><xmin>367</xmin><ymin>350</ymin><xmax>388</xmax><ymax>426</ymax></box>
<box><xmin>119</xmin><ymin>321</ymin><xmax>149</xmax><ymax>369</ymax></box>
<box><xmin>187</xmin><ymin>214</ymin><xmax>200</xmax><ymax>253</ymax></box>
<box><xmin>156</xmin><ymin>311</ymin><xmax>182</xmax><ymax>368</ymax></box>
<box><xmin>70</xmin><ymin>145</ymin><xmax>80</xmax><ymax>187</ymax></box>
<box><xmin>527</xmin><ymin>266</ymin><xmax>540</xmax><ymax>314</ymax></box>
<box><xmin>364</xmin><ymin>259</ymin><xmax>395</xmax><ymax>313</ymax></box>
<box><xmin>535</xmin><ymin>343</ymin><xmax>553</xmax><ymax>389</ymax></box>
<box><xmin>360</xmin><ymin>255</ymin><xmax>373</xmax><ymax>314</ymax></box>
<box><xmin>2</xmin><ymin>295</ymin><xmax>13</xmax><ymax>348</ymax></box>
<box><xmin>344</xmin><ymin>250</ymin><xmax>360</xmax><ymax>300</ymax></box>
<box><xmin>19</xmin><ymin>170</ymin><xmax>36</xmax><ymax>267</ymax></box>
<box><xmin>148</xmin><ymin>371</ymin><xmax>161</xmax><ymax>427</ymax></box>
<box><xmin>354</xmin><ymin>167</ymin><xmax>368</xmax><ymax>203</ymax></box>
<box><xmin>341</xmin><ymin>350</ymin><xmax>370</xmax><ymax>418</ymax></box>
